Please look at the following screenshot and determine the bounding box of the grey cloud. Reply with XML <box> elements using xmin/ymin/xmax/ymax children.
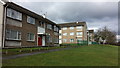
<box><xmin>13</xmin><ymin>2</ymin><xmax>118</xmax><ymax>34</ymax></box>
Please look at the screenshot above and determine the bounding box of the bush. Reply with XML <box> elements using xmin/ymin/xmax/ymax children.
<box><xmin>60</xmin><ymin>44</ymin><xmax>70</xmax><ymax>46</ymax></box>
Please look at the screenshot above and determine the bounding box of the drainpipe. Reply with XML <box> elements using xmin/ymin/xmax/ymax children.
<box><xmin>2</xmin><ymin>4</ymin><xmax>8</xmax><ymax>48</ymax></box>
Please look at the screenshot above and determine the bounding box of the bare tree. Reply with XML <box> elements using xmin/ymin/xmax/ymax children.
<box><xmin>94</xmin><ymin>26</ymin><xmax>116</xmax><ymax>44</ymax></box>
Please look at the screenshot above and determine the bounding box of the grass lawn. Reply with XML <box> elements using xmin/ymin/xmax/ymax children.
<box><xmin>2</xmin><ymin>45</ymin><xmax>118</xmax><ymax>66</ymax></box>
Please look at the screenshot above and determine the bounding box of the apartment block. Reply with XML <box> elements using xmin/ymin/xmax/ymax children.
<box><xmin>58</xmin><ymin>22</ymin><xmax>87</xmax><ymax>44</ymax></box>
<box><xmin>1</xmin><ymin>2</ymin><xmax>59</xmax><ymax>47</ymax></box>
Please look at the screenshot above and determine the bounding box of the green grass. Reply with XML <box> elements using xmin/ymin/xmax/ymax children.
<box><xmin>3</xmin><ymin>45</ymin><xmax>118</xmax><ymax>66</ymax></box>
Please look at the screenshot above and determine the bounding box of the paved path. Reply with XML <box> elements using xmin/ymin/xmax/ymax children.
<box><xmin>2</xmin><ymin>46</ymin><xmax>80</xmax><ymax>60</ymax></box>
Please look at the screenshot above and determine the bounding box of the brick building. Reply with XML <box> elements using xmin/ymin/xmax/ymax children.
<box><xmin>1</xmin><ymin>2</ymin><xmax>59</xmax><ymax>47</ymax></box>
<box><xmin>58</xmin><ymin>22</ymin><xmax>87</xmax><ymax>44</ymax></box>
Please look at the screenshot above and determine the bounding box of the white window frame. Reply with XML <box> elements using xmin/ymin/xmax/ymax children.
<box><xmin>47</xmin><ymin>24</ymin><xmax>52</xmax><ymax>30</ymax></box>
<box><xmin>70</xmin><ymin>32</ymin><xmax>74</xmax><ymax>35</ymax></box>
<box><xmin>63</xmin><ymin>33</ymin><xmax>67</xmax><ymax>36</ymax></box>
<box><xmin>27</xmin><ymin>16</ymin><xmax>35</xmax><ymax>24</ymax></box>
<box><xmin>54</xmin><ymin>32</ymin><xmax>59</xmax><ymax>36</ymax></box>
<box><xmin>70</xmin><ymin>39</ymin><xmax>74</xmax><ymax>42</ymax></box>
<box><xmin>7</xmin><ymin>8</ymin><xmax>22</xmax><ymax>20</ymax></box>
<box><xmin>46</xmin><ymin>35</ymin><xmax>52</xmax><ymax>43</ymax></box>
<box><xmin>63</xmin><ymin>39</ymin><xmax>67</xmax><ymax>42</ymax></box>
<box><xmin>6</xmin><ymin>30</ymin><xmax>21</xmax><ymax>40</ymax></box>
<box><xmin>27</xmin><ymin>33</ymin><xmax>35</xmax><ymax>41</ymax></box>
<box><xmin>39</xmin><ymin>21</ymin><xmax>46</xmax><ymax>28</ymax></box>
<box><xmin>77</xmin><ymin>32</ymin><xmax>83</xmax><ymax>36</ymax></box>
<box><xmin>69</xmin><ymin>27</ymin><xmax>74</xmax><ymax>29</ymax></box>
<box><xmin>76</xmin><ymin>26</ymin><xmax>83</xmax><ymax>29</ymax></box>
<box><xmin>63</xmin><ymin>27</ymin><xmax>67</xmax><ymax>30</ymax></box>
<box><xmin>54</xmin><ymin>25</ymin><xmax>59</xmax><ymax>32</ymax></box>
<box><xmin>54</xmin><ymin>38</ymin><xmax>59</xmax><ymax>43</ymax></box>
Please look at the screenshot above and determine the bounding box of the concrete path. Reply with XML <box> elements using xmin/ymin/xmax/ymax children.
<box><xmin>2</xmin><ymin>46</ymin><xmax>80</xmax><ymax>60</ymax></box>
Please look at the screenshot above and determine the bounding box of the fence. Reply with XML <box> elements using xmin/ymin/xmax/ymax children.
<box><xmin>77</xmin><ymin>40</ymin><xmax>99</xmax><ymax>45</ymax></box>
<box><xmin>92</xmin><ymin>42</ymin><xmax>99</xmax><ymax>44</ymax></box>
<box><xmin>77</xmin><ymin>40</ymin><xmax>88</xmax><ymax>46</ymax></box>
<box><xmin>60</xmin><ymin>40</ymin><xmax>99</xmax><ymax>46</ymax></box>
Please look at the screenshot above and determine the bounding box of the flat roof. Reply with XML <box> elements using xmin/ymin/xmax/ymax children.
<box><xmin>88</xmin><ymin>30</ymin><xmax>94</xmax><ymax>33</ymax></box>
<box><xmin>57</xmin><ymin>22</ymin><xmax>87</xmax><ymax>27</ymax></box>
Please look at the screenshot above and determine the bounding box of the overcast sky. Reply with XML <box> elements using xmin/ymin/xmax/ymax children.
<box><xmin>11</xmin><ymin>0</ymin><xmax>119</xmax><ymax>34</ymax></box>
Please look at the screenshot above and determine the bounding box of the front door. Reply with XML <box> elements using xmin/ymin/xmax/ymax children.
<box><xmin>38</xmin><ymin>37</ymin><xmax>42</xmax><ymax>46</ymax></box>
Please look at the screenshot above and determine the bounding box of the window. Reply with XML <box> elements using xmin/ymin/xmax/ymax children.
<box><xmin>63</xmin><ymin>39</ymin><xmax>67</xmax><ymax>42</ymax></box>
<box><xmin>47</xmin><ymin>24</ymin><xmax>52</xmax><ymax>30</ymax></box>
<box><xmin>54</xmin><ymin>26</ymin><xmax>59</xmax><ymax>32</ymax></box>
<box><xmin>38</xmin><ymin>26</ymin><xmax>45</xmax><ymax>34</ymax></box>
<box><xmin>27</xmin><ymin>33</ymin><xmax>35</xmax><ymax>41</ymax></box>
<box><xmin>59</xmin><ymin>33</ymin><xmax>62</xmax><ymax>36</ymax></box>
<box><xmin>70</xmin><ymin>32</ymin><xmax>74</xmax><ymax>35</ymax></box>
<box><xmin>77</xmin><ymin>32</ymin><xmax>83</xmax><ymax>36</ymax></box>
<box><xmin>69</xmin><ymin>27</ymin><xmax>74</xmax><ymax>29</ymax></box>
<box><xmin>27</xmin><ymin>16</ymin><xmax>35</xmax><ymax>24</ymax></box>
<box><xmin>6</xmin><ymin>30</ymin><xmax>11</xmax><ymax>39</ymax></box>
<box><xmin>76</xmin><ymin>26</ymin><xmax>82</xmax><ymax>29</ymax></box>
<box><xmin>70</xmin><ymin>39</ymin><xmax>74</xmax><ymax>42</ymax></box>
<box><xmin>54</xmin><ymin>38</ymin><xmax>59</xmax><ymax>43</ymax></box>
<box><xmin>11</xmin><ymin>30</ymin><xmax>18</xmax><ymax>40</ymax></box>
<box><xmin>7</xmin><ymin>8</ymin><xmax>22</xmax><ymax>20</ymax></box>
<box><xmin>39</xmin><ymin>21</ymin><xmax>45</xmax><ymax>28</ymax></box>
<box><xmin>6</xmin><ymin>30</ymin><xmax>21</xmax><ymax>40</ymax></box>
<box><xmin>46</xmin><ymin>35</ymin><xmax>52</xmax><ymax>42</ymax></box>
<box><xmin>63</xmin><ymin>27</ymin><xmax>67</xmax><ymax>30</ymax></box>
<box><xmin>63</xmin><ymin>33</ymin><xmax>67</xmax><ymax>36</ymax></box>
<box><xmin>89</xmin><ymin>33</ymin><xmax>93</xmax><ymax>36</ymax></box>
<box><xmin>54</xmin><ymin>32</ymin><xmax>59</xmax><ymax>36</ymax></box>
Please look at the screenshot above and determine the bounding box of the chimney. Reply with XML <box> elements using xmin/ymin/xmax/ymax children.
<box><xmin>42</xmin><ymin>14</ymin><xmax>46</xmax><ymax>18</ymax></box>
<box><xmin>42</xmin><ymin>12</ymin><xmax>47</xmax><ymax>18</ymax></box>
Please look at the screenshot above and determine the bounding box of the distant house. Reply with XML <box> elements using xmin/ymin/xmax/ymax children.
<box><xmin>88</xmin><ymin>30</ymin><xmax>94</xmax><ymax>42</ymax></box>
<box><xmin>1</xmin><ymin>1</ymin><xmax>59</xmax><ymax>48</ymax></box>
<box><xmin>58</xmin><ymin>22</ymin><xmax>87</xmax><ymax>44</ymax></box>
<box><xmin>116</xmin><ymin>35</ymin><xmax>120</xmax><ymax>42</ymax></box>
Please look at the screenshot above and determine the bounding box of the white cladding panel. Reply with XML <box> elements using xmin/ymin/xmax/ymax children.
<box><xmin>6</xmin><ymin>18</ymin><xmax>22</xmax><ymax>27</ymax></box>
<box><xmin>0</xmin><ymin>2</ymin><xmax>4</xmax><ymax>47</ymax></box>
<box><xmin>38</xmin><ymin>27</ymin><xmax>45</xmax><ymax>34</ymax></box>
<box><xmin>5</xmin><ymin>41</ymin><xmax>21</xmax><ymax>46</ymax></box>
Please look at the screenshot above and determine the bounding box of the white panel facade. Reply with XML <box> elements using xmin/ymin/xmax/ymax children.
<box><xmin>59</xmin><ymin>30</ymin><xmax>62</xmax><ymax>44</ymax></box>
<box><xmin>5</xmin><ymin>41</ymin><xmax>21</xmax><ymax>46</ymax></box>
<box><xmin>6</xmin><ymin>18</ymin><xmax>22</xmax><ymax>27</ymax></box>
<box><xmin>38</xmin><ymin>26</ymin><xmax>45</xmax><ymax>34</ymax></box>
<box><xmin>0</xmin><ymin>2</ymin><xmax>4</xmax><ymax>47</ymax></box>
<box><xmin>42</xmin><ymin>36</ymin><xmax>45</xmax><ymax>46</ymax></box>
